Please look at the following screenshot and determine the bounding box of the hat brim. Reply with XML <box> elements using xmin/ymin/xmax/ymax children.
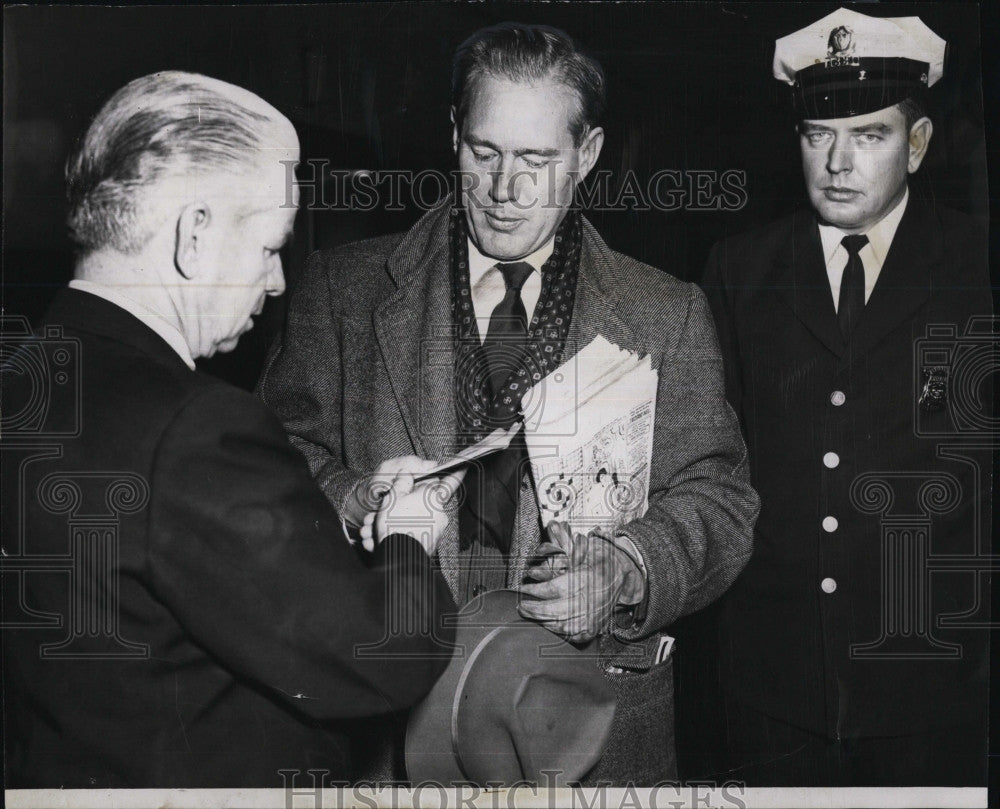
<box><xmin>405</xmin><ymin>589</ymin><xmax>615</xmax><ymax>786</ymax></box>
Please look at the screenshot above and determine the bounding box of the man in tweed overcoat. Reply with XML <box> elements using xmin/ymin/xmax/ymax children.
<box><xmin>260</xmin><ymin>23</ymin><xmax>757</xmax><ymax>784</ymax></box>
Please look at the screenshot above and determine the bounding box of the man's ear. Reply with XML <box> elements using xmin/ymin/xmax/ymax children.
<box><xmin>451</xmin><ymin>106</ymin><xmax>460</xmax><ymax>155</ymax></box>
<box><xmin>576</xmin><ymin>126</ymin><xmax>605</xmax><ymax>184</ymax></box>
<box><xmin>174</xmin><ymin>202</ymin><xmax>211</xmax><ymax>279</ymax></box>
<box><xmin>907</xmin><ymin>117</ymin><xmax>933</xmax><ymax>174</ymax></box>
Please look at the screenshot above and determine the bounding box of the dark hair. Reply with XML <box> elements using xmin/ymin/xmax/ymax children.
<box><xmin>451</xmin><ymin>22</ymin><xmax>606</xmax><ymax>146</ymax></box>
<box><xmin>897</xmin><ymin>95</ymin><xmax>928</xmax><ymax>131</ymax></box>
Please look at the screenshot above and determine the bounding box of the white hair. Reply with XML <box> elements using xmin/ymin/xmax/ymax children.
<box><xmin>65</xmin><ymin>70</ymin><xmax>291</xmax><ymax>254</ymax></box>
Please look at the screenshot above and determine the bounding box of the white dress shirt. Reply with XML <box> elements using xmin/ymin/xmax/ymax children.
<box><xmin>467</xmin><ymin>237</ymin><xmax>553</xmax><ymax>342</ymax></box>
<box><xmin>68</xmin><ymin>279</ymin><xmax>196</xmax><ymax>370</ymax></box>
<box><xmin>818</xmin><ymin>187</ymin><xmax>909</xmax><ymax>312</ymax></box>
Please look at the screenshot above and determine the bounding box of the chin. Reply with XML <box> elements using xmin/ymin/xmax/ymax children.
<box><xmin>476</xmin><ymin>232</ymin><xmax>534</xmax><ymax>262</ymax></box>
<box><xmin>813</xmin><ymin>202</ymin><xmax>861</xmax><ymax>230</ymax></box>
<box><xmin>212</xmin><ymin>336</ymin><xmax>243</xmax><ymax>356</ymax></box>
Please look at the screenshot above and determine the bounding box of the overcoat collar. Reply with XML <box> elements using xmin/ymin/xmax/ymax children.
<box><xmin>44</xmin><ymin>287</ymin><xmax>192</xmax><ymax>373</ymax></box>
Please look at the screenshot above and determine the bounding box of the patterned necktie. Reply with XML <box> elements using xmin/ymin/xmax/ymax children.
<box><xmin>838</xmin><ymin>234</ymin><xmax>869</xmax><ymax>339</ymax></box>
<box><xmin>484</xmin><ymin>262</ymin><xmax>534</xmax><ymax>397</ymax></box>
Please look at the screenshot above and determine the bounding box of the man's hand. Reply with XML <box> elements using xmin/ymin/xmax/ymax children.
<box><xmin>518</xmin><ymin>524</ymin><xmax>645</xmax><ymax>643</ymax></box>
<box><xmin>359</xmin><ymin>470</ymin><xmax>466</xmax><ymax>555</ymax></box>
<box><xmin>344</xmin><ymin>455</ymin><xmax>441</xmax><ymax>528</ymax></box>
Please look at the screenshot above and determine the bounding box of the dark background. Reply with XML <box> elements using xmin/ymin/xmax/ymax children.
<box><xmin>4</xmin><ymin>0</ymin><xmax>997</xmax><ymax>799</ymax></box>
<box><xmin>3</xmin><ymin>1</ymin><xmax>991</xmax><ymax>384</ymax></box>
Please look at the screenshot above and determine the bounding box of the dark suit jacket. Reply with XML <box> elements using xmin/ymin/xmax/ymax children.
<box><xmin>701</xmin><ymin>197</ymin><xmax>991</xmax><ymax>739</ymax></box>
<box><xmin>258</xmin><ymin>201</ymin><xmax>758</xmax><ymax>784</ymax></box>
<box><xmin>1</xmin><ymin>289</ymin><xmax>456</xmax><ymax>787</ymax></box>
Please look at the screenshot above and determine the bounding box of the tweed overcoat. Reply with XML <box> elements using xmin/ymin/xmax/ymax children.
<box><xmin>259</xmin><ymin>201</ymin><xmax>759</xmax><ymax>784</ymax></box>
<box><xmin>2</xmin><ymin>289</ymin><xmax>457</xmax><ymax>787</ymax></box>
<box><xmin>701</xmin><ymin>197</ymin><xmax>992</xmax><ymax>742</ymax></box>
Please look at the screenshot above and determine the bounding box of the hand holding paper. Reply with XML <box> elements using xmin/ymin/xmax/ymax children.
<box><xmin>360</xmin><ymin>469</ymin><xmax>466</xmax><ymax>555</ymax></box>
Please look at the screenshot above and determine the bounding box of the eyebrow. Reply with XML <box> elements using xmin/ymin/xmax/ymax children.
<box><xmin>464</xmin><ymin>135</ymin><xmax>561</xmax><ymax>157</ymax></box>
<box><xmin>848</xmin><ymin>123</ymin><xmax>893</xmax><ymax>134</ymax></box>
<box><xmin>800</xmin><ymin>122</ymin><xmax>894</xmax><ymax>135</ymax></box>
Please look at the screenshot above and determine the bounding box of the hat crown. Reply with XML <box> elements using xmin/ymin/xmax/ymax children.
<box><xmin>773</xmin><ymin>8</ymin><xmax>945</xmax><ymax>119</ymax></box>
<box><xmin>773</xmin><ymin>8</ymin><xmax>945</xmax><ymax>85</ymax></box>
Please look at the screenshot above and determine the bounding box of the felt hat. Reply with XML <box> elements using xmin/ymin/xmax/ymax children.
<box><xmin>405</xmin><ymin>589</ymin><xmax>616</xmax><ymax>786</ymax></box>
<box><xmin>773</xmin><ymin>7</ymin><xmax>946</xmax><ymax>119</ymax></box>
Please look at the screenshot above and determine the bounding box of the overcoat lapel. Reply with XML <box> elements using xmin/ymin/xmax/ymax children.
<box><xmin>775</xmin><ymin>210</ymin><xmax>845</xmax><ymax>359</ymax></box>
<box><xmin>374</xmin><ymin>205</ymin><xmax>464</xmax><ymax>596</ymax></box>
<box><xmin>374</xmin><ymin>205</ymin><xmax>458</xmax><ymax>462</ymax></box>
<box><xmin>565</xmin><ymin>218</ymin><xmax>638</xmax><ymax>355</ymax></box>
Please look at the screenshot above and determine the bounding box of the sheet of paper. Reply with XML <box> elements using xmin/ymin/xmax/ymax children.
<box><xmin>413</xmin><ymin>424</ymin><xmax>519</xmax><ymax>480</ymax></box>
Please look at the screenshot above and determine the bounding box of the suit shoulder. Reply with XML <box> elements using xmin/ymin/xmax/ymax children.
<box><xmin>305</xmin><ymin>231</ymin><xmax>408</xmax><ymax>284</ymax></box>
<box><xmin>152</xmin><ymin>376</ymin><xmax>292</xmax><ymax>467</ymax></box>
<box><xmin>313</xmin><ymin>231</ymin><xmax>408</xmax><ymax>267</ymax></box>
<box><xmin>168</xmin><ymin>379</ymin><xmax>280</xmax><ymax>429</ymax></box>
<box><xmin>609</xmin><ymin>249</ymin><xmax>691</xmax><ymax>299</ymax></box>
<box><xmin>926</xmin><ymin>201</ymin><xmax>985</xmax><ymax>238</ymax></box>
<box><xmin>607</xmin><ymin>250</ymin><xmax>702</xmax><ymax>329</ymax></box>
<box><xmin>293</xmin><ymin>231</ymin><xmax>408</xmax><ymax>308</ymax></box>
<box><xmin>711</xmin><ymin>211</ymin><xmax>801</xmax><ymax>255</ymax></box>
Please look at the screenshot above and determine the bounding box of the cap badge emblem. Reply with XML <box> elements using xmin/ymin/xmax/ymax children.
<box><xmin>827</xmin><ymin>25</ymin><xmax>855</xmax><ymax>57</ymax></box>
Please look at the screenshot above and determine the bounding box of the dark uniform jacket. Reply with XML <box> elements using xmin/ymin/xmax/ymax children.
<box><xmin>1</xmin><ymin>289</ymin><xmax>456</xmax><ymax>787</ymax></box>
<box><xmin>701</xmin><ymin>196</ymin><xmax>991</xmax><ymax>740</ymax></box>
<box><xmin>258</xmin><ymin>201</ymin><xmax>759</xmax><ymax>784</ymax></box>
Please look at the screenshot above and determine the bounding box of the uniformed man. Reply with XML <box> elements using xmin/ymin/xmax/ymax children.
<box><xmin>701</xmin><ymin>7</ymin><xmax>991</xmax><ymax>787</ymax></box>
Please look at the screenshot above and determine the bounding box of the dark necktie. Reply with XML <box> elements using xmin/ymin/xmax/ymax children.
<box><xmin>838</xmin><ymin>234</ymin><xmax>868</xmax><ymax>339</ymax></box>
<box><xmin>458</xmin><ymin>262</ymin><xmax>534</xmax><ymax>584</ymax></box>
<box><xmin>484</xmin><ymin>262</ymin><xmax>534</xmax><ymax>395</ymax></box>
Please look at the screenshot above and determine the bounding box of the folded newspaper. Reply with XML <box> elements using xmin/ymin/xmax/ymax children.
<box><xmin>522</xmin><ymin>335</ymin><xmax>658</xmax><ymax>534</ymax></box>
<box><xmin>421</xmin><ymin>336</ymin><xmax>657</xmax><ymax>535</ymax></box>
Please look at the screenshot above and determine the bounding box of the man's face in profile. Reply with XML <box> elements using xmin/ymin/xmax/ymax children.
<box><xmin>188</xmin><ymin>144</ymin><xmax>300</xmax><ymax>357</ymax></box>
<box><xmin>799</xmin><ymin>104</ymin><xmax>916</xmax><ymax>234</ymax></box>
<box><xmin>455</xmin><ymin>74</ymin><xmax>599</xmax><ymax>261</ymax></box>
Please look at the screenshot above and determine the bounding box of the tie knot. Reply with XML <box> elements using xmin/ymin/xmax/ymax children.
<box><xmin>496</xmin><ymin>262</ymin><xmax>534</xmax><ymax>294</ymax></box>
<box><xmin>841</xmin><ymin>234</ymin><xmax>869</xmax><ymax>257</ymax></box>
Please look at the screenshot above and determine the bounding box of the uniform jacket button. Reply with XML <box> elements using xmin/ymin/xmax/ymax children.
<box><xmin>823</xmin><ymin>452</ymin><xmax>840</xmax><ymax>468</ymax></box>
<box><xmin>821</xmin><ymin>577</ymin><xmax>837</xmax><ymax>594</ymax></box>
<box><xmin>830</xmin><ymin>390</ymin><xmax>846</xmax><ymax>406</ymax></box>
<box><xmin>822</xmin><ymin>516</ymin><xmax>839</xmax><ymax>532</ymax></box>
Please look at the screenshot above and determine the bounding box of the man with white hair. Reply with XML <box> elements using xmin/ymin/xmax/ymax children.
<box><xmin>2</xmin><ymin>71</ymin><xmax>461</xmax><ymax>787</ymax></box>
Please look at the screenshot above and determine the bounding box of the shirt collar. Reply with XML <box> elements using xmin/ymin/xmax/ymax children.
<box><xmin>817</xmin><ymin>186</ymin><xmax>909</xmax><ymax>267</ymax></box>
<box><xmin>68</xmin><ymin>279</ymin><xmax>196</xmax><ymax>370</ymax></box>
<box><xmin>466</xmin><ymin>236</ymin><xmax>555</xmax><ymax>282</ymax></box>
